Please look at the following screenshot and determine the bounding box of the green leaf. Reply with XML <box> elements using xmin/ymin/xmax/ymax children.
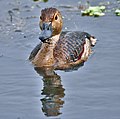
<box><xmin>81</xmin><ymin>6</ymin><xmax>106</xmax><ymax>17</ymax></box>
<box><xmin>115</xmin><ymin>9</ymin><xmax>120</xmax><ymax>16</ymax></box>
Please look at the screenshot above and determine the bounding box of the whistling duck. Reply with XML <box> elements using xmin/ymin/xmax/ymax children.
<box><xmin>29</xmin><ymin>7</ymin><xmax>96</xmax><ymax>69</ymax></box>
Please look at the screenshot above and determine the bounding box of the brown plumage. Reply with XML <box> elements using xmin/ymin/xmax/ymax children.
<box><xmin>29</xmin><ymin>7</ymin><xmax>96</xmax><ymax>69</ymax></box>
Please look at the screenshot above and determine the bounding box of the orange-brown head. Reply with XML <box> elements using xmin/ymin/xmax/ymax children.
<box><xmin>39</xmin><ymin>8</ymin><xmax>63</xmax><ymax>43</ymax></box>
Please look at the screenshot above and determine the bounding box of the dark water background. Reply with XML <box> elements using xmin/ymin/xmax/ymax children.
<box><xmin>0</xmin><ymin>0</ymin><xmax>120</xmax><ymax>119</ymax></box>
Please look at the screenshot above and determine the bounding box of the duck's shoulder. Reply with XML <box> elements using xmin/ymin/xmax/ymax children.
<box><xmin>59</xmin><ymin>31</ymin><xmax>92</xmax><ymax>45</ymax></box>
<box><xmin>54</xmin><ymin>31</ymin><xmax>91</xmax><ymax>62</ymax></box>
<box><xmin>58</xmin><ymin>31</ymin><xmax>92</xmax><ymax>49</ymax></box>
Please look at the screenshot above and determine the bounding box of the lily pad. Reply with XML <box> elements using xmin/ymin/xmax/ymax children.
<box><xmin>81</xmin><ymin>6</ymin><xmax>106</xmax><ymax>17</ymax></box>
<box><xmin>115</xmin><ymin>9</ymin><xmax>120</xmax><ymax>16</ymax></box>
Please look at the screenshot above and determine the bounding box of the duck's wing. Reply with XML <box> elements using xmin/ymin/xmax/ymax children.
<box><xmin>54</xmin><ymin>31</ymin><xmax>93</xmax><ymax>62</ymax></box>
<box><xmin>29</xmin><ymin>43</ymin><xmax>42</xmax><ymax>61</ymax></box>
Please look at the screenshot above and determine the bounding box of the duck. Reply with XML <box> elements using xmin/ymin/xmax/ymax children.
<box><xmin>29</xmin><ymin>7</ymin><xmax>96</xmax><ymax>70</ymax></box>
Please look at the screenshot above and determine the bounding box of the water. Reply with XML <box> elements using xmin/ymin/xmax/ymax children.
<box><xmin>0</xmin><ymin>0</ymin><xmax>120</xmax><ymax>119</ymax></box>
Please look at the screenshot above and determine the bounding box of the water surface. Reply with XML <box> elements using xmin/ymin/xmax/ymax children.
<box><xmin>0</xmin><ymin>0</ymin><xmax>120</xmax><ymax>119</ymax></box>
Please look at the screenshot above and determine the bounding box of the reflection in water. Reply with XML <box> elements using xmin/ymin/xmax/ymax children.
<box><xmin>34</xmin><ymin>67</ymin><xmax>65</xmax><ymax>117</ymax></box>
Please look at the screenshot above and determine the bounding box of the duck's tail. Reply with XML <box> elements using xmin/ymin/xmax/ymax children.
<box><xmin>90</xmin><ymin>36</ymin><xmax>97</xmax><ymax>46</ymax></box>
<box><xmin>81</xmin><ymin>32</ymin><xmax>97</xmax><ymax>46</ymax></box>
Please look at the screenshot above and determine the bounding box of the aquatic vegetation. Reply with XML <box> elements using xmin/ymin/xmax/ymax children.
<box><xmin>81</xmin><ymin>6</ymin><xmax>106</xmax><ymax>17</ymax></box>
<box><xmin>115</xmin><ymin>9</ymin><xmax>120</xmax><ymax>16</ymax></box>
<box><xmin>80</xmin><ymin>0</ymin><xmax>120</xmax><ymax>17</ymax></box>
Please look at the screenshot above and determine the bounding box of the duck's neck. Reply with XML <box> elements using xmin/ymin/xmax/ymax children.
<box><xmin>33</xmin><ymin>34</ymin><xmax>60</xmax><ymax>67</ymax></box>
<box><xmin>49</xmin><ymin>34</ymin><xmax>60</xmax><ymax>47</ymax></box>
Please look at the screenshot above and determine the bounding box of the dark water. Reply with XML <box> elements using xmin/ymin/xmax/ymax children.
<box><xmin>0</xmin><ymin>0</ymin><xmax>120</xmax><ymax>119</ymax></box>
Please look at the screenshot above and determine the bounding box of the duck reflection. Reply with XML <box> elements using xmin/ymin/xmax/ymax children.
<box><xmin>34</xmin><ymin>67</ymin><xmax>65</xmax><ymax>117</ymax></box>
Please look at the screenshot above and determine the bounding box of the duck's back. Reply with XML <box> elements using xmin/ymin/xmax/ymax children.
<box><xmin>54</xmin><ymin>31</ymin><xmax>92</xmax><ymax>68</ymax></box>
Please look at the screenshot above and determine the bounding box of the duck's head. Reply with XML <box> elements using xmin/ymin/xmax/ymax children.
<box><xmin>39</xmin><ymin>8</ymin><xmax>63</xmax><ymax>43</ymax></box>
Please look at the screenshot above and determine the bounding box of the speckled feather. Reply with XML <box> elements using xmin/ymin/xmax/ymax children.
<box><xmin>54</xmin><ymin>31</ymin><xmax>92</xmax><ymax>63</ymax></box>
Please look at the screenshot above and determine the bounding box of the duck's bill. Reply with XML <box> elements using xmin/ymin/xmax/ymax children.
<box><xmin>39</xmin><ymin>22</ymin><xmax>52</xmax><ymax>43</ymax></box>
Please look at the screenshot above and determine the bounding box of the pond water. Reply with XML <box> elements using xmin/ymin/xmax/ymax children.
<box><xmin>0</xmin><ymin>0</ymin><xmax>120</xmax><ymax>119</ymax></box>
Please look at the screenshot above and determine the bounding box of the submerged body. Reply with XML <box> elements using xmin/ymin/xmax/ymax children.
<box><xmin>29</xmin><ymin>8</ymin><xmax>96</xmax><ymax>69</ymax></box>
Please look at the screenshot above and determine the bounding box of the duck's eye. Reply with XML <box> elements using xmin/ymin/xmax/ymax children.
<box><xmin>55</xmin><ymin>15</ymin><xmax>58</xmax><ymax>20</ymax></box>
<box><xmin>40</xmin><ymin>16</ymin><xmax>42</xmax><ymax>20</ymax></box>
